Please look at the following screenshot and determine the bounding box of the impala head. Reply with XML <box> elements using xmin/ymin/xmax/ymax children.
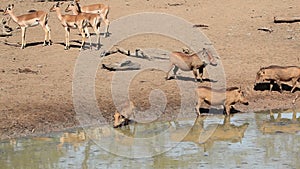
<box><xmin>65</xmin><ymin>1</ymin><xmax>81</xmax><ymax>13</ymax></box>
<box><xmin>201</xmin><ymin>48</ymin><xmax>217</xmax><ymax>66</ymax></box>
<box><xmin>50</xmin><ymin>2</ymin><xmax>63</xmax><ymax>12</ymax></box>
<box><xmin>4</xmin><ymin>4</ymin><xmax>14</xmax><ymax>15</ymax></box>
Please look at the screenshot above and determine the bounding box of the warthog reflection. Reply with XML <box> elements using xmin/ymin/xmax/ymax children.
<box><xmin>57</xmin><ymin>130</ymin><xmax>86</xmax><ymax>151</ymax></box>
<box><xmin>259</xmin><ymin>109</ymin><xmax>300</xmax><ymax>134</ymax></box>
<box><xmin>171</xmin><ymin>115</ymin><xmax>249</xmax><ymax>151</ymax></box>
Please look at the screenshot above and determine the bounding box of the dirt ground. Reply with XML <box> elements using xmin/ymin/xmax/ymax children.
<box><xmin>0</xmin><ymin>0</ymin><xmax>299</xmax><ymax>140</ymax></box>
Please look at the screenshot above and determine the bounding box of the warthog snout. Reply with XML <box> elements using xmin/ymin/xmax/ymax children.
<box><xmin>243</xmin><ymin>101</ymin><xmax>249</xmax><ymax>105</ymax></box>
<box><xmin>239</xmin><ymin>90</ymin><xmax>249</xmax><ymax>105</ymax></box>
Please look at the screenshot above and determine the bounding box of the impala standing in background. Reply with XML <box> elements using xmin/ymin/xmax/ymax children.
<box><xmin>4</xmin><ymin>4</ymin><xmax>52</xmax><ymax>49</ymax></box>
<box><xmin>65</xmin><ymin>1</ymin><xmax>102</xmax><ymax>49</ymax></box>
<box><xmin>74</xmin><ymin>0</ymin><xmax>110</xmax><ymax>37</ymax></box>
<box><xmin>50</xmin><ymin>2</ymin><xmax>91</xmax><ymax>50</ymax></box>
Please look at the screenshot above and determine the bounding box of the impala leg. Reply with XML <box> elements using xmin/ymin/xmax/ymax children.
<box><xmin>101</xmin><ymin>12</ymin><xmax>110</xmax><ymax>38</ymax></box>
<box><xmin>95</xmin><ymin>24</ymin><xmax>101</xmax><ymax>50</ymax></box>
<box><xmin>64</xmin><ymin>27</ymin><xmax>70</xmax><ymax>50</ymax></box>
<box><xmin>84</xmin><ymin>27</ymin><xmax>91</xmax><ymax>50</ymax></box>
<box><xmin>104</xmin><ymin>19</ymin><xmax>110</xmax><ymax>38</ymax></box>
<box><xmin>21</xmin><ymin>27</ymin><xmax>26</xmax><ymax>49</ymax></box>
<box><xmin>46</xmin><ymin>23</ymin><xmax>52</xmax><ymax>45</ymax></box>
<box><xmin>41</xmin><ymin>24</ymin><xmax>49</xmax><ymax>46</ymax></box>
<box><xmin>79</xmin><ymin>27</ymin><xmax>86</xmax><ymax>51</ymax></box>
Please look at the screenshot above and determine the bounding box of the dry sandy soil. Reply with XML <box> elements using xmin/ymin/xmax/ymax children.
<box><xmin>0</xmin><ymin>0</ymin><xmax>299</xmax><ymax>139</ymax></box>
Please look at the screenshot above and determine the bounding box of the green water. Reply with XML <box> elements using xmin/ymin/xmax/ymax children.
<box><xmin>0</xmin><ymin>111</ymin><xmax>299</xmax><ymax>169</ymax></box>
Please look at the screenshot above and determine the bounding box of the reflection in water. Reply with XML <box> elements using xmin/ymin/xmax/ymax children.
<box><xmin>171</xmin><ymin>115</ymin><xmax>249</xmax><ymax>151</ymax></box>
<box><xmin>0</xmin><ymin>112</ymin><xmax>300</xmax><ymax>169</ymax></box>
<box><xmin>57</xmin><ymin>130</ymin><xmax>86</xmax><ymax>151</ymax></box>
<box><xmin>258</xmin><ymin>109</ymin><xmax>300</xmax><ymax>134</ymax></box>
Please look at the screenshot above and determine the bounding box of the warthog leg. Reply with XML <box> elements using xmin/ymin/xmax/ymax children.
<box><xmin>276</xmin><ymin>80</ymin><xmax>283</xmax><ymax>93</ymax></box>
<box><xmin>225</xmin><ymin>105</ymin><xmax>231</xmax><ymax>115</ymax></box>
<box><xmin>193</xmin><ymin>68</ymin><xmax>199</xmax><ymax>82</ymax></box>
<box><xmin>291</xmin><ymin>78</ymin><xmax>298</xmax><ymax>93</ymax></box>
<box><xmin>269</xmin><ymin>80</ymin><xmax>275</xmax><ymax>92</ymax></box>
<box><xmin>195</xmin><ymin>98</ymin><xmax>203</xmax><ymax>115</ymax></box>
<box><xmin>198</xmin><ymin>67</ymin><xmax>204</xmax><ymax>82</ymax></box>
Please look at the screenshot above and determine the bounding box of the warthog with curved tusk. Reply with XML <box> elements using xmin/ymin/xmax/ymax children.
<box><xmin>166</xmin><ymin>48</ymin><xmax>217</xmax><ymax>82</ymax></box>
<box><xmin>255</xmin><ymin>65</ymin><xmax>300</xmax><ymax>93</ymax></box>
<box><xmin>196</xmin><ymin>86</ymin><xmax>249</xmax><ymax>115</ymax></box>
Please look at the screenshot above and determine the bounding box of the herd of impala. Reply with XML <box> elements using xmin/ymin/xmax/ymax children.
<box><xmin>1</xmin><ymin>1</ymin><xmax>299</xmax><ymax>128</ymax></box>
<box><xmin>2</xmin><ymin>0</ymin><xmax>109</xmax><ymax>50</ymax></box>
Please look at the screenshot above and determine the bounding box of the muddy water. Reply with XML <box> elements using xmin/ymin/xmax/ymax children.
<box><xmin>0</xmin><ymin>111</ymin><xmax>300</xmax><ymax>169</ymax></box>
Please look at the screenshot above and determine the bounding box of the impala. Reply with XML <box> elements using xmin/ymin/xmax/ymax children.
<box><xmin>4</xmin><ymin>4</ymin><xmax>52</xmax><ymax>49</ymax></box>
<box><xmin>50</xmin><ymin>2</ymin><xmax>91</xmax><ymax>50</ymax></box>
<box><xmin>65</xmin><ymin>1</ymin><xmax>102</xmax><ymax>49</ymax></box>
<box><xmin>74</xmin><ymin>0</ymin><xmax>110</xmax><ymax>37</ymax></box>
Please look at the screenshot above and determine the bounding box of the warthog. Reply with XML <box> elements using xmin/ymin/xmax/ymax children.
<box><xmin>166</xmin><ymin>48</ymin><xmax>217</xmax><ymax>82</ymax></box>
<box><xmin>255</xmin><ymin>65</ymin><xmax>300</xmax><ymax>93</ymax></box>
<box><xmin>113</xmin><ymin>101</ymin><xmax>136</xmax><ymax>128</ymax></box>
<box><xmin>196</xmin><ymin>86</ymin><xmax>249</xmax><ymax>115</ymax></box>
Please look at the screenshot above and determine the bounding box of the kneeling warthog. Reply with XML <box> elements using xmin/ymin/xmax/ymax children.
<box><xmin>255</xmin><ymin>65</ymin><xmax>300</xmax><ymax>93</ymax></box>
<box><xmin>166</xmin><ymin>48</ymin><xmax>217</xmax><ymax>82</ymax></box>
<box><xmin>196</xmin><ymin>86</ymin><xmax>249</xmax><ymax>115</ymax></box>
<box><xmin>113</xmin><ymin>101</ymin><xmax>136</xmax><ymax>128</ymax></box>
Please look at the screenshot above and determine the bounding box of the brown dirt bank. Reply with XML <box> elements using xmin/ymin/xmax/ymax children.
<box><xmin>0</xmin><ymin>0</ymin><xmax>299</xmax><ymax>140</ymax></box>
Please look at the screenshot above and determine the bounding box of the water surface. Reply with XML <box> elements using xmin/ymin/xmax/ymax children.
<box><xmin>0</xmin><ymin>111</ymin><xmax>299</xmax><ymax>169</ymax></box>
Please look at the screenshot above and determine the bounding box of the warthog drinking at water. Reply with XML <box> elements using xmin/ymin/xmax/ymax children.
<box><xmin>196</xmin><ymin>86</ymin><xmax>249</xmax><ymax>115</ymax></box>
<box><xmin>255</xmin><ymin>65</ymin><xmax>300</xmax><ymax>93</ymax></box>
<box><xmin>113</xmin><ymin>101</ymin><xmax>136</xmax><ymax>128</ymax></box>
<box><xmin>166</xmin><ymin>48</ymin><xmax>217</xmax><ymax>82</ymax></box>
